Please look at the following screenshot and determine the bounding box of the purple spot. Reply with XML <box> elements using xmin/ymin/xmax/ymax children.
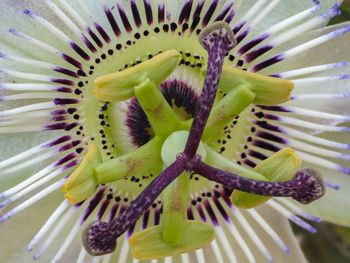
<box><xmin>0</xmin><ymin>52</ymin><xmax>8</xmax><ymax>59</ymax></box>
<box><xmin>329</xmin><ymin>25</ymin><xmax>350</xmax><ymax>38</ymax></box>
<box><xmin>57</xmin><ymin>142</ymin><xmax>74</xmax><ymax>152</ymax></box>
<box><xmin>313</xmin><ymin>0</ymin><xmax>320</xmax><ymax>4</ymax></box>
<box><xmin>225</xmin><ymin>10</ymin><xmax>235</xmax><ymax>24</ymax></box>
<box><xmin>252</xmin><ymin>139</ymin><xmax>281</xmax><ymax>152</ymax></box>
<box><xmin>70</xmin><ymin>42</ymin><xmax>90</xmax><ymax>61</ymax></box>
<box><xmin>45</xmin><ymin>135</ymin><xmax>72</xmax><ymax>148</ymax></box>
<box><xmin>142</xmin><ymin>209</ymin><xmax>150</xmax><ymax>229</ymax></box>
<box><xmin>143</xmin><ymin>0</ymin><xmax>153</xmax><ymax>25</ymax></box>
<box><xmin>55</xmin><ymin>87</ymin><xmax>73</xmax><ymax>93</ymax></box>
<box><xmin>247</xmin><ymin>149</ymin><xmax>268</xmax><ymax>160</ymax></box>
<box><xmin>203</xmin><ymin>199</ymin><xmax>219</xmax><ymax>226</ymax></box>
<box><xmin>214</xmin><ymin>2</ymin><xmax>233</xmax><ymax>22</ymax></box>
<box><xmin>201</xmin><ymin>0</ymin><xmax>218</xmax><ymax>27</ymax></box>
<box><xmin>243</xmin><ymin>158</ymin><xmax>256</xmax><ymax>168</ymax></box>
<box><xmin>87</xmin><ymin>27</ymin><xmax>103</xmax><ymax>48</ymax></box>
<box><xmin>252</xmin><ymin>54</ymin><xmax>285</xmax><ymax>72</ymax></box>
<box><xmin>233</xmin><ymin>21</ymin><xmax>245</xmax><ymax>34</ymax></box>
<box><xmin>23</xmin><ymin>9</ymin><xmax>35</xmax><ymax>17</ymax></box>
<box><xmin>324</xmin><ymin>180</ymin><xmax>340</xmax><ymax>190</ymax></box>
<box><xmin>98</xmin><ymin>199</ymin><xmax>112</xmax><ymax>221</ymax></box>
<box><xmin>64</xmin><ymin>122</ymin><xmax>79</xmax><ymax>131</ymax></box>
<box><xmin>94</xmin><ymin>23</ymin><xmax>111</xmax><ymax>43</ymax></box>
<box><xmin>338</xmin><ymin>166</ymin><xmax>350</xmax><ymax>175</ymax></box>
<box><xmin>81</xmin><ymin>186</ymin><xmax>107</xmax><ymax>225</ymax></box>
<box><xmin>187</xmin><ymin>206</ymin><xmax>195</xmax><ymax>220</ymax></box>
<box><xmin>104</xmin><ymin>7</ymin><xmax>121</xmax><ymax>37</ymax></box>
<box><xmin>178</xmin><ymin>0</ymin><xmax>193</xmax><ymax>24</ymax></box>
<box><xmin>53</xmin><ymin>98</ymin><xmax>79</xmax><ymax>105</ymax></box>
<box><xmin>320</xmin><ymin>3</ymin><xmax>341</xmax><ymax>19</ymax></box>
<box><xmin>108</xmin><ymin>203</ymin><xmax>120</xmax><ymax>222</ymax></box>
<box><xmin>259</xmin><ymin>105</ymin><xmax>291</xmax><ymax>113</ymax></box>
<box><xmin>238</xmin><ymin>33</ymin><xmax>270</xmax><ymax>55</ymax></box>
<box><xmin>196</xmin><ymin>203</ymin><xmax>207</xmax><ymax>222</ymax></box>
<box><xmin>53</xmin><ymin>67</ymin><xmax>78</xmax><ymax>78</ymax></box>
<box><xmin>244</xmin><ymin>44</ymin><xmax>274</xmax><ymax>63</ymax></box>
<box><xmin>158</xmin><ymin>3</ymin><xmax>165</xmax><ymax>23</ymax></box>
<box><xmin>61</xmin><ymin>54</ymin><xmax>83</xmax><ymax>69</ymax></box>
<box><xmin>236</xmin><ymin>28</ymin><xmax>250</xmax><ymax>44</ymax></box>
<box><xmin>44</xmin><ymin>122</ymin><xmax>68</xmax><ymax>131</ymax></box>
<box><xmin>154</xmin><ymin>207</ymin><xmax>161</xmax><ymax>225</ymax></box>
<box><xmin>127</xmin><ymin>223</ymin><xmax>136</xmax><ymax>237</ymax></box>
<box><xmin>253</xmin><ymin>120</ymin><xmax>285</xmax><ymax>133</ymax></box>
<box><xmin>8</xmin><ymin>28</ymin><xmax>22</xmax><ymax>38</ymax></box>
<box><xmin>82</xmin><ymin>35</ymin><xmax>97</xmax><ymax>53</ymax></box>
<box><xmin>256</xmin><ymin>131</ymin><xmax>287</xmax><ymax>144</ymax></box>
<box><xmin>130</xmin><ymin>0</ymin><xmax>142</xmax><ymax>27</ymax></box>
<box><xmin>212</xmin><ymin>195</ymin><xmax>230</xmax><ymax>222</ymax></box>
<box><xmin>290</xmin><ymin>215</ymin><xmax>316</xmax><ymax>233</ymax></box>
<box><xmin>55</xmin><ymin>152</ymin><xmax>77</xmax><ymax>167</ymax></box>
<box><xmin>63</xmin><ymin>160</ymin><xmax>79</xmax><ymax>170</ymax></box>
<box><xmin>118</xmin><ymin>4</ymin><xmax>132</xmax><ymax>32</ymax></box>
<box><xmin>190</xmin><ymin>0</ymin><xmax>205</xmax><ymax>32</ymax></box>
<box><xmin>51</xmin><ymin>78</ymin><xmax>75</xmax><ymax>86</ymax></box>
<box><xmin>0</xmin><ymin>199</ymin><xmax>12</xmax><ymax>209</ymax></box>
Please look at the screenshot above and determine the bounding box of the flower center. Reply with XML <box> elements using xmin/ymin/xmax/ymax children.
<box><xmin>126</xmin><ymin>79</ymin><xmax>199</xmax><ymax>147</ymax></box>
<box><xmin>61</xmin><ymin>21</ymin><xmax>325</xmax><ymax>259</ymax></box>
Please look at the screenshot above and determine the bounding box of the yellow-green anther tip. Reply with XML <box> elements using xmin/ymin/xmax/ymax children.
<box><xmin>230</xmin><ymin>148</ymin><xmax>301</xmax><ymax>209</ymax></box>
<box><xmin>129</xmin><ymin>220</ymin><xmax>215</xmax><ymax>260</ymax></box>
<box><xmin>202</xmin><ymin>66</ymin><xmax>294</xmax><ymax>106</ymax></box>
<box><xmin>62</xmin><ymin>143</ymin><xmax>102</xmax><ymax>204</ymax></box>
<box><xmin>93</xmin><ymin>50</ymin><xmax>181</xmax><ymax>102</ymax></box>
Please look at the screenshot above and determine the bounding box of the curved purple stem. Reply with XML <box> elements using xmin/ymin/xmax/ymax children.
<box><xmin>82</xmin><ymin>160</ymin><xmax>185</xmax><ymax>255</ymax></box>
<box><xmin>194</xmin><ymin>161</ymin><xmax>326</xmax><ymax>204</ymax></box>
<box><xmin>184</xmin><ymin>22</ymin><xmax>236</xmax><ymax>158</ymax></box>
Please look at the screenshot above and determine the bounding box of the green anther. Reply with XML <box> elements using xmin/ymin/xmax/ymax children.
<box><xmin>202</xmin><ymin>66</ymin><xmax>294</xmax><ymax>106</ymax></box>
<box><xmin>230</xmin><ymin>148</ymin><xmax>301</xmax><ymax>209</ymax></box>
<box><xmin>203</xmin><ymin>84</ymin><xmax>255</xmax><ymax>141</ymax></box>
<box><xmin>161</xmin><ymin>173</ymin><xmax>189</xmax><ymax>245</ymax></box>
<box><xmin>129</xmin><ymin>220</ymin><xmax>215</xmax><ymax>260</ymax></box>
<box><xmin>161</xmin><ymin>130</ymin><xmax>207</xmax><ymax>166</ymax></box>
<box><xmin>62</xmin><ymin>144</ymin><xmax>102</xmax><ymax>204</ymax></box>
<box><xmin>134</xmin><ymin>78</ymin><xmax>181</xmax><ymax>137</ymax></box>
<box><xmin>93</xmin><ymin>50</ymin><xmax>181</xmax><ymax>102</ymax></box>
<box><xmin>95</xmin><ymin>137</ymin><xmax>163</xmax><ymax>184</ymax></box>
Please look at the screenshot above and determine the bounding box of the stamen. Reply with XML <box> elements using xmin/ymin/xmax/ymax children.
<box><xmin>237</xmin><ymin>5</ymin><xmax>319</xmax><ymax>55</ymax></box>
<box><xmin>27</xmin><ymin>200</ymin><xmax>70</xmax><ymax>252</ymax></box>
<box><xmin>0</xmin><ymin>179</ymin><xmax>65</xmax><ymax>223</ymax></box>
<box><xmin>267</xmin><ymin>200</ymin><xmax>316</xmax><ymax>233</ymax></box>
<box><xmin>247</xmin><ymin>209</ymin><xmax>290</xmax><ymax>254</ymax></box>
<box><xmin>93</xmin><ymin>50</ymin><xmax>181</xmax><ymax>101</ymax></box>
<box><xmin>24</xmin><ymin>9</ymin><xmax>91</xmax><ymax>60</ymax></box>
<box><xmin>33</xmin><ymin>205</ymin><xmax>79</xmax><ymax>260</ymax></box>
<box><xmin>7</xmin><ymin>28</ymin><xmax>83</xmax><ymax>69</ymax></box>
<box><xmin>272</xmin><ymin>62</ymin><xmax>349</xmax><ymax>78</ymax></box>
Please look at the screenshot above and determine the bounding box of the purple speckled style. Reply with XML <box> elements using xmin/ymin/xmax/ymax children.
<box><xmin>195</xmin><ymin>164</ymin><xmax>326</xmax><ymax>205</ymax></box>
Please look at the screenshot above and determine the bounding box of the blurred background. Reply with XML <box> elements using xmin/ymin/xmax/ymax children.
<box><xmin>297</xmin><ymin>1</ymin><xmax>350</xmax><ymax>262</ymax></box>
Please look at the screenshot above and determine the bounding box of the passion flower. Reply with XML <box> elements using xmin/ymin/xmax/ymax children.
<box><xmin>0</xmin><ymin>1</ymin><xmax>349</xmax><ymax>263</ymax></box>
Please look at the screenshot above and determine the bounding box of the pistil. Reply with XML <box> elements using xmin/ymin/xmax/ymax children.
<box><xmin>184</xmin><ymin>22</ymin><xmax>237</xmax><ymax>158</ymax></box>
